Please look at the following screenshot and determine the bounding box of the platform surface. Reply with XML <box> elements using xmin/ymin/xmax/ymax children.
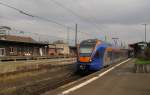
<box><xmin>50</xmin><ymin>59</ymin><xmax>150</xmax><ymax>95</ymax></box>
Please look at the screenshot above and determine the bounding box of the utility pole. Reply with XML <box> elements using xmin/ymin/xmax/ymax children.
<box><xmin>142</xmin><ymin>24</ymin><xmax>147</xmax><ymax>43</ymax></box>
<box><xmin>105</xmin><ymin>35</ymin><xmax>107</xmax><ymax>42</ymax></box>
<box><xmin>67</xmin><ymin>27</ymin><xmax>70</xmax><ymax>44</ymax></box>
<box><xmin>105</xmin><ymin>31</ymin><xmax>109</xmax><ymax>42</ymax></box>
<box><xmin>75</xmin><ymin>24</ymin><xmax>78</xmax><ymax>46</ymax></box>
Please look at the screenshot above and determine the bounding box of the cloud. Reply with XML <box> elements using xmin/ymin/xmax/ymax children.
<box><xmin>0</xmin><ymin>0</ymin><xmax>150</xmax><ymax>45</ymax></box>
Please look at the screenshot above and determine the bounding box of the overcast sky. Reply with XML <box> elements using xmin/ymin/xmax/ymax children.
<box><xmin>0</xmin><ymin>0</ymin><xmax>150</xmax><ymax>45</ymax></box>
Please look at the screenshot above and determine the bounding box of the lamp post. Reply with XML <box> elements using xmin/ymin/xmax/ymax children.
<box><xmin>67</xmin><ymin>27</ymin><xmax>70</xmax><ymax>44</ymax></box>
<box><xmin>142</xmin><ymin>24</ymin><xmax>147</xmax><ymax>43</ymax></box>
<box><xmin>75</xmin><ymin>24</ymin><xmax>78</xmax><ymax>46</ymax></box>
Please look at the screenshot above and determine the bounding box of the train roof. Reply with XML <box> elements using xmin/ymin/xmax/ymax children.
<box><xmin>80</xmin><ymin>39</ymin><xmax>112</xmax><ymax>46</ymax></box>
<box><xmin>80</xmin><ymin>39</ymin><xmax>124</xmax><ymax>49</ymax></box>
<box><xmin>80</xmin><ymin>39</ymin><xmax>98</xmax><ymax>46</ymax></box>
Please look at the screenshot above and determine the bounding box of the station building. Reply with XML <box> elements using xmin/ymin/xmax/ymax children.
<box><xmin>129</xmin><ymin>41</ymin><xmax>148</xmax><ymax>57</ymax></box>
<box><xmin>0</xmin><ymin>26</ymin><xmax>48</xmax><ymax>59</ymax></box>
<box><xmin>0</xmin><ymin>35</ymin><xmax>49</xmax><ymax>57</ymax></box>
<box><xmin>0</xmin><ymin>26</ymin><xmax>76</xmax><ymax>60</ymax></box>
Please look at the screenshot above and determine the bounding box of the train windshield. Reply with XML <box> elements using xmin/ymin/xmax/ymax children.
<box><xmin>80</xmin><ymin>47</ymin><xmax>93</xmax><ymax>53</ymax></box>
<box><xmin>79</xmin><ymin>39</ymin><xmax>97</xmax><ymax>56</ymax></box>
<box><xmin>79</xmin><ymin>46</ymin><xmax>94</xmax><ymax>56</ymax></box>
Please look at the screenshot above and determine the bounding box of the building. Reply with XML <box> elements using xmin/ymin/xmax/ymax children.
<box><xmin>48</xmin><ymin>43</ymin><xmax>77</xmax><ymax>56</ymax></box>
<box><xmin>0</xmin><ymin>26</ymin><xmax>11</xmax><ymax>36</ymax></box>
<box><xmin>53</xmin><ymin>40</ymin><xmax>70</xmax><ymax>55</ymax></box>
<box><xmin>0</xmin><ymin>35</ymin><xmax>48</xmax><ymax>57</ymax></box>
<box><xmin>69</xmin><ymin>46</ymin><xmax>77</xmax><ymax>56</ymax></box>
<box><xmin>129</xmin><ymin>41</ymin><xmax>148</xmax><ymax>57</ymax></box>
<box><xmin>48</xmin><ymin>44</ymin><xmax>56</xmax><ymax>55</ymax></box>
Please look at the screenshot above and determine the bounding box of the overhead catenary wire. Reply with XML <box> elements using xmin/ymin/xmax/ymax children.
<box><xmin>0</xmin><ymin>2</ymin><xmax>97</xmax><ymax>44</ymax></box>
<box><xmin>69</xmin><ymin>0</ymin><xmax>108</xmax><ymax>34</ymax></box>
<box><xmin>50</xmin><ymin>0</ymin><xmax>112</xmax><ymax>41</ymax></box>
<box><xmin>0</xmin><ymin>1</ymin><xmax>97</xmax><ymax>38</ymax></box>
<box><xmin>50</xmin><ymin>0</ymin><xmax>103</xmax><ymax>34</ymax></box>
<box><xmin>0</xmin><ymin>2</ymin><xmax>67</xmax><ymax>27</ymax></box>
<box><xmin>49</xmin><ymin>0</ymin><xmax>99</xmax><ymax>38</ymax></box>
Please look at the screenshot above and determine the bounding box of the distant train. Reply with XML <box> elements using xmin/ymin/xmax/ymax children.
<box><xmin>76</xmin><ymin>39</ymin><xmax>128</xmax><ymax>73</ymax></box>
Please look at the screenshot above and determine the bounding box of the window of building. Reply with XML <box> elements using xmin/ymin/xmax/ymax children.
<box><xmin>10</xmin><ymin>47</ymin><xmax>14</xmax><ymax>53</ymax></box>
<box><xmin>0</xmin><ymin>30</ymin><xmax>6</xmax><ymax>35</ymax></box>
<box><xmin>0</xmin><ymin>48</ymin><xmax>5</xmax><ymax>56</ymax></box>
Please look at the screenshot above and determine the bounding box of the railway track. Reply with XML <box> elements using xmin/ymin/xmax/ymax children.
<box><xmin>0</xmin><ymin>71</ymin><xmax>81</xmax><ymax>95</ymax></box>
<box><xmin>15</xmin><ymin>72</ymin><xmax>80</xmax><ymax>95</ymax></box>
<box><xmin>0</xmin><ymin>59</ymin><xmax>131</xmax><ymax>95</ymax></box>
<box><xmin>0</xmin><ymin>60</ymin><xmax>81</xmax><ymax>95</ymax></box>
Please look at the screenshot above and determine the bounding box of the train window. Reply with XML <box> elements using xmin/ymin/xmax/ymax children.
<box><xmin>80</xmin><ymin>53</ymin><xmax>91</xmax><ymax>56</ymax></box>
<box><xmin>80</xmin><ymin>47</ymin><xmax>93</xmax><ymax>54</ymax></box>
<box><xmin>79</xmin><ymin>46</ymin><xmax>93</xmax><ymax>57</ymax></box>
<box><xmin>112</xmin><ymin>51</ymin><xmax>117</xmax><ymax>59</ymax></box>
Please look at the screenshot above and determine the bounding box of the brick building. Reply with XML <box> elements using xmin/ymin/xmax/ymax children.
<box><xmin>0</xmin><ymin>35</ymin><xmax>48</xmax><ymax>57</ymax></box>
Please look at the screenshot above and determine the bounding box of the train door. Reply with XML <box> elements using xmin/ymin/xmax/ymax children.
<box><xmin>92</xmin><ymin>49</ymin><xmax>105</xmax><ymax>70</ymax></box>
<box><xmin>108</xmin><ymin>51</ymin><xmax>113</xmax><ymax>64</ymax></box>
<box><xmin>103</xmin><ymin>50</ymin><xmax>111</xmax><ymax>66</ymax></box>
<box><xmin>93</xmin><ymin>50</ymin><xmax>100</xmax><ymax>62</ymax></box>
<box><xmin>92</xmin><ymin>49</ymin><xmax>103</xmax><ymax>65</ymax></box>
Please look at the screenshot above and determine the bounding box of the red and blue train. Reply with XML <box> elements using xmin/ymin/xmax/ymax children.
<box><xmin>77</xmin><ymin>39</ymin><xmax>128</xmax><ymax>73</ymax></box>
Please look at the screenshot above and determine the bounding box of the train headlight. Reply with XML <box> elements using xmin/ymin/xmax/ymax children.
<box><xmin>89</xmin><ymin>59</ymin><xmax>92</xmax><ymax>62</ymax></box>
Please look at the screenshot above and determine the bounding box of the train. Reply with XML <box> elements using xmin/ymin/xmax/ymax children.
<box><xmin>76</xmin><ymin>39</ymin><xmax>128</xmax><ymax>73</ymax></box>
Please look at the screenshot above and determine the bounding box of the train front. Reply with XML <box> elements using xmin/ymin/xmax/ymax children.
<box><xmin>77</xmin><ymin>39</ymin><xmax>97</xmax><ymax>73</ymax></box>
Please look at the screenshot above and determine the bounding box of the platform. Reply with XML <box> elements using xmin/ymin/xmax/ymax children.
<box><xmin>0</xmin><ymin>58</ymin><xmax>76</xmax><ymax>75</ymax></box>
<box><xmin>46</xmin><ymin>59</ymin><xmax>150</xmax><ymax>95</ymax></box>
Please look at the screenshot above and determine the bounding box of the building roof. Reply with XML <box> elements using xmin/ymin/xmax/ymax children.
<box><xmin>0</xmin><ymin>26</ymin><xmax>11</xmax><ymax>30</ymax></box>
<box><xmin>48</xmin><ymin>44</ymin><xmax>56</xmax><ymax>48</ymax></box>
<box><xmin>0</xmin><ymin>35</ymin><xmax>36</xmax><ymax>43</ymax></box>
<box><xmin>129</xmin><ymin>41</ymin><xmax>148</xmax><ymax>47</ymax></box>
<box><xmin>53</xmin><ymin>40</ymin><xmax>67</xmax><ymax>44</ymax></box>
<box><xmin>0</xmin><ymin>35</ymin><xmax>48</xmax><ymax>45</ymax></box>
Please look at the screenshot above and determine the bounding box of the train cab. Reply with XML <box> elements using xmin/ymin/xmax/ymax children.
<box><xmin>77</xmin><ymin>39</ymin><xmax>104</xmax><ymax>72</ymax></box>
